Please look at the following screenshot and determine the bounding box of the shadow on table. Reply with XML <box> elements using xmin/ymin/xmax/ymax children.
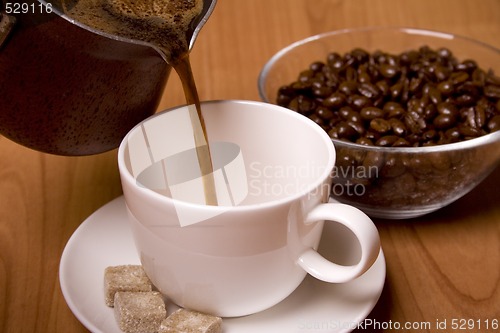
<box><xmin>350</xmin><ymin>280</ymin><xmax>392</xmax><ymax>332</ymax></box>
<box><xmin>354</xmin><ymin>167</ymin><xmax>500</xmax><ymax>332</ymax></box>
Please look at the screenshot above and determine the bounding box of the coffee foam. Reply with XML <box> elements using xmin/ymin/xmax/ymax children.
<box><xmin>61</xmin><ymin>0</ymin><xmax>203</xmax><ymax>61</ymax></box>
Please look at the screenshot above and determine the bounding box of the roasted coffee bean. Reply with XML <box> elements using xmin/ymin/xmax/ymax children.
<box><xmin>423</xmin><ymin>104</ymin><xmax>438</xmax><ymax>121</ymax></box>
<box><xmin>358</xmin><ymin>71</ymin><xmax>372</xmax><ymax>84</ymax></box>
<box><xmin>427</xmin><ymin>86</ymin><xmax>442</xmax><ymax>104</ymax></box>
<box><xmin>437</xmin><ymin>47</ymin><xmax>452</xmax><ymax>59</ymax></box>
<box><xmin>376</xmin><ymin>135</ymin><xmax>400</xmax><ymax>147</ymax></box>
<box><xmin>486</xmin><ymin>71</ymin><xmax>500</xmax><ymax>85</ymax></box>
<box><xmin>278</xmin><ymin>85</ymin><xmax>296</xmax><ymax>97</ymax></box>
<box><xmin>437</xmin><ymin>80</ymin><xmax>454</xmax><ymax>95</ymax></box>
<box><xmin>335</xmin><ymin>121</ymin><xmax>359</xmax><ymax>141</ymax></box>
<box><xmin>361</xmin><ymin>106</ymin><xmax>385</xmax><ymax>120</ymax></box>
<box><xmin>276</xmin><ymin>45</ymin><xmax>500</xmax><ymax>150</ymax></box>
<box><xmin>434</xmin><ymin>64</ymin><xmax>451</xmax><ymax>81</ymax></box>
<box><xmin>445</xmin><ymin>127</ymin><xmax>461</xmax><ymax>142</ymax></box>
<box><xmin>338</xmin><ymin>106</ymin><xmax>354</xmax><ymax>119</ymax></box>
<box><xmin>458</xmin><ymin>123</ymin><xmax>482</xmax><ymax>137</ymax></box>
<box><xmin>400</xmin><ymin>50</ymin><xmax>419</xmax><ymax>65</ymax></box>
<box><xmin>422</xmin><ymin>129</ymin><xmax>439</xmax><ymax>141</ymax></box>
<box><xmin>376</xmin><ymin>80</ymin><xmax>390</xmax><ymax>96</ymax></box>
<box><xmin>358</xmin><ymin>82</ymin><xmax>380</xmax><ymax>99</ymax></box>
<box><xmin>433</xmin><ymin>113</ymin><xmax>457</xmax><ymax>129</ymax></box>
<box><xmin>327</xmin><ymin>52</ymin><xmax>343</xmax><ymax>69</ymax></box>
<box><xmin>437</xmin><ymin>102</ymin><xmax>459</xmax><ymax>117</ymax></box>
<box><xmin>383</xmin><ymin>101</ymin><xmax>405</xmax><ymax>114</ymax></box>
<box><xmin>389</xmin><ymin>118</ymin><xmax>407</xmax><ymax>136</ymax></box>
<box><xmin>277</xmin><ymin>93</ymin><xmax>292</xmax><ymax>106</ymax></box>
<box><xmin>287</xmin><ymin>97</ymin><xmax>300</xmax><ymax>112</ymax></box>
<box><xmin>349</xmin><ymin>94</ymin><xmax>372</xmax><ymax>110</ymax></box>
<box><xmin>347</xmin><ymin>120</ymin><xmax>365</xmax><ymax>136</ymax></box>
<box><xmin>313</xmin><ymin>85</ymin><xmax>333</xmax><ymax>98</ymax></box>
<box><xmin>323</xmin><ymin>69</ymin><xmax>341</xmax><ymax>88</ymax></box>
<box><xmin>380</xmin><ymin>156</ymin><xmax>406</xmax><ymax>177</ymax></box>
<box><xmin>487</xmin><ymin>115</ymin><xmax>500</xmax><ymax>132</ymax></box>
<box><xmin>323</xmin><ymin>92</ymin><xmax>347</xmax><ymax>108</ymax></box>
<box><xmin>338</xmin><ymin>81</ymin><xmax>358</xmax><ymax>95</ymax></box>
<box><xmin>340</xmin><ymin>108</ymin><xmax>362</xmax><ymax>123</ymax></box>
<box><xmin>450</xmin><ymin>71</ymin><xmax>469</xmax><ymax>85</ymax></box>
<box><xmin>386</xmin><ymin>107</ymin><xmax>405</xmax><ymax>119</ymax></box>
<box><xmin>392</xmin><ymin>138</ymin><xmax>411</xmax><ymax>147</ymax></box>
<box><xmin>456</xmin><ymin>59</ymin><xmax>478</xmax><ymax>73</ymax></box>
<box><xmin>334</xmin><ymin>150</ymin><xmax>357</xmax><ymax>169</ymax></box>
<box><xmin>328</xmin><ymin>127</ymin><xmax>340</xmax><ymax>139</ymax></box>
<box><xmin>328</xmin><ymin>116</ymin><xmax>341</xmax><ymax>128</ymax></box>
<box><xmin>453</xmin><ymin>93</ymin><xmax>475</xmax><ymax>107</ymax></box>
<box><xmin>370</xmin><ymin>118</ymin><xmax>391</xmax><ymax>134</ymax></box>
<box><xmin>316</xmin><ymin>106</ymin><xmax>334</xmax><ymax>120</ymax></box>
<box><xmin>308</xmin><ymin>114</ymin><xmax>324</xmax><ymax>126</ymax></box>
<box><xmin>466</xmin><ymin>106</ymin><xmax>486</xmax><ymax>128</ymax></box>
<box><xmin>484</xmin><ymin>85</ymin><xmax>500</xmax><ymax>99</ymax></box>
<box><xmin>472</xmin><ymin>68</ymin><xmax>486</xmax><ymax>85</ymax></box>
<box><xmin>407</xmin><ymin>97</ymin><xmax>427</xmax><ymax>115</ymax></box>
<box><xmin>346</xmin><ymin>67</ymin><xmax>357</xmax><ymax>82</ymax></box>
<box><xmin>409</xmin><ymin>75</ymin><xmax>425</xmax><ymax>93</ymax></box>
<box><xmin>365</xmin><ymin>130</ymin><xmax>381</xmax><ymax>142</ymax></box>
<box><xmin>351</xmin><ymin>48</ymin><xmax>370</xmax><ymax>63</ymax></box>
<box><xmin>430</xmin><ymin>152</ymin><xmax>452</xmax><ymax>171</ymax></box>
<box><xmin>405</xmin><ymin>111</ymin><xmax>427</xmax><ymax>133</ymax></box>
<box><xmin>380</xmin><ymin>64</ymin><xmax>399</xmax><ymax>79</ymax></box>
<box><xmin>383</xmin><ymin>101</ymin><xmax>403</xmax><ymax>111</ymax></box>
<box><xmin>356</xmin><ymin>137</ymin><xmax>374</xmax><ymax>146</ymax></box>
<box><xmin>362</xmin><ymin>151</ymin><xmax>385</xmax><ymax>170</ymax></box>
<box><xmin>310</xmin><ymin>61</ymin><xmax>325</xmax><ymax>72</ymax></box>
<box><xmin>298</xmin><ymin>69</ymin><xmax>315</xmax><ymax>83</ymax></box>
<box><xmin>390</xmin><ymin>81</ymin><xmax>404</xmax><ymax>100</ymax></box>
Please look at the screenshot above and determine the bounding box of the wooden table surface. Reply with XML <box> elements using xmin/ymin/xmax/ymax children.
<box><xmin>1</xmin><ymin>0</ymin><xmax>499</xmax><ymax>332</ymax></box>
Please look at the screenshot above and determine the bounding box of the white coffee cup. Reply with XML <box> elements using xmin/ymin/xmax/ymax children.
<box><xmin>118</xmin><ymin>100</ymin><xmax>380</xmax><ymax>317</ymax></box>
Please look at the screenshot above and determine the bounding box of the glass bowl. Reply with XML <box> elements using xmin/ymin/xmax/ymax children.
<box><xmin>258</xmin><ymin>27</ymin><xmax>500</xmax><ymax>219</ymax></box>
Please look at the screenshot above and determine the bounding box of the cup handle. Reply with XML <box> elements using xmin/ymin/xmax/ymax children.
<box><xmin>297</xmin><ymin>203</ymin><xmax>381</xmax><ymax>283</ymax></box>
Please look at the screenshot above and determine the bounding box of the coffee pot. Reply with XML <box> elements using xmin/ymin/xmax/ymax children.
<box><xmin>0</xmin><ymin>0</ymin><xmax>216</xmax><ymax>155</ymax></box>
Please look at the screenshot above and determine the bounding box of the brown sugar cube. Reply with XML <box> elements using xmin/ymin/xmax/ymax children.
<box><xmin>114</xmin><ymin>291</ymin><xmax>167</xmax><ymax>333</ymax></box>
<box><xmin>159</xmin><ymin>308</ymin><xmax>222</xmax><ymax>333</ymax></box>
<box><xmin>104</xmin><ymin>265</ymin><xmax>153</xmax><ymax>307</ymax></box>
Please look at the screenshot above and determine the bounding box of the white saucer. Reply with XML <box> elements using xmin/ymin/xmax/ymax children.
<box><xmin>60</xmin><ymin>196</ymin><xmax>386</xmax><ymax>333</ymax></box>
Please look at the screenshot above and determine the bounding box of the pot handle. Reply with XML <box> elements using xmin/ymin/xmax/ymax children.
<box><xmin>0</xmin><ymin>10</ymin><xmax>16</xmax><ymax>48</ymax></box>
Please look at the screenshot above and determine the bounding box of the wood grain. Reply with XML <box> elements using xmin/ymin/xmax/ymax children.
<box><xmin>1</xmin><ymin>0</ymin><xmax>499</xmax><ymax>332</ymax></box>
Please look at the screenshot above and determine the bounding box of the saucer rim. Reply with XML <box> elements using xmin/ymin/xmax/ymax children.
<box><xmin>59</xmin><ymin>196</ymin><xmax>386</xmax><ymax>333</ymax></box>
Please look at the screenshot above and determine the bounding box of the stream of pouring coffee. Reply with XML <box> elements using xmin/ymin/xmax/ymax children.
<box><xmin>62</xmin><ymin>0</ymin><xmax>218</xmax><ymax>205</ymax></box>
